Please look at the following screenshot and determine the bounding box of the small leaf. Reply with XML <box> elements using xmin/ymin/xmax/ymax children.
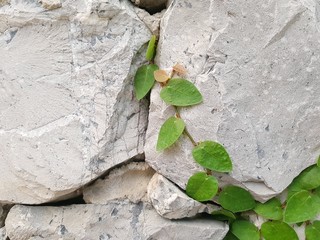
<box><xmin>254</xmin><ymin>198</ymin><xmax>283</xmax><ymax>220</ymax></box>
<box><xmin>186</xmin><ymin>172</ymin><xmax>218</xmax><ymax>202</ymax></box>
<box><xmin>192</xmin><ymin>141</ymin><xmax>232</xmax><ymax>172</ymax></box>
<box><xmin>261</xmin><ymin>221</ymin><xmax>298</xmax><ymax>240</ymax></box>
<box><xmin>218</xmin><ymin>186</ymin><xmax>256</xmax><ymax>213</ymax></box>
<box><xmin>134</xmin><ymin>64</ymin><xmax>159</xmax><ymax>100</ymax></box>
<box><xmin>160</xmin><ymin>78</ymin><xmax>202</xmax><ymax>106</ymax></box>
<box><xmin>145</xmin><ymin>35</ymin><xmax>156</xmax><ymax>61</ymax></box>
<box><xmin>173</xmin><ymin>63</ymin><xmax>187</xmax><ymax>75</ymax></box>
<box><xmin>284</xmin><ymin>190</ymin><xmax>320</xmax><ymax>224</ymax></box>
<box><xmin>230</xmin><ymin>220</ymin><xmax>259</xmax><ymax>240</ymax></box>
<box><xmin>317</xmin><ymin>156</ymin><xmax>320</xmax><ymax>167</ymax></box>
<box><xmin>305</xmin><ymin>220</ymin><xmax>320</xmax><ymax>240</ymax></box>
<box><xmin>211</xmin><ymin>209</ymin><xmax>236</xmax><ymax>222</ymax></box>
<box><xmin>287</xmin><ymin>164</ymin><xmax>320</xmax><ymax>200</ymax></box>
<box><xmin>154</xmin><ymin>69</ymin><xmax>169</xmax><ymax>83</ymax></box>
<box><xmin>156</xmin><ymin>116</ymin><xmax>185</xmax><ymax>151</ymax></box>
<box><xmin>223</xmin><ymin>231</ymin><xmax>239</xmax><ymax>240</ymax></box>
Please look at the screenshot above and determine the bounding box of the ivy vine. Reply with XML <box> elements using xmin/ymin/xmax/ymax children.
<box><xmin>134</xmin><ymin>35</ymin><xmax>320</xmax><ymax>240</ymax></box>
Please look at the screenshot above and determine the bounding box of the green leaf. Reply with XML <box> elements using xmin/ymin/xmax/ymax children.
<box><xmin>160</xmin><ymin>78</ymin><xmax>203</xmax><ymax>106</ymax></box>
<box><xmin>287</xmin><ymin>165</ymin><xmax>320</xmax><ymax>200</ymax></box>
<box><xmin>284</xmin><ymin>190</ymin><xmax>320</xmax><ymax>224</ymax></box>
<box><xmin>156</xmin><ymin>116</ymin><xmax>185</xmax><ymax>151</ymax></box>
<box><xmin>134</xmin><ymin>64</ymin><xmax>159</xmax><ymax>100</ymax></box>
<box><xmin>317</xmin><ymin>156</ymin><xmax>320</xmax><ymax>167</ymax></box>
<box><xmin>218</xmin><ymin>186</ymin><xmax>256</xmax><ymax>213</ymax></box>
<box><xmin>211</xmin><ymin>209</ymin><xmax>236</xmax><ymax>222</ymax></box>
<box><xmin>145</xmin><ymin>35</ymin><xmax>157</xmax><ymax>61</ymax></box>
<box><xmin>192</xmin><ymin>141</ymin><xmax>232</xmax><ymax>172</ymax></box>
<box><xmin>306</xmin><ymin>220</ymin><xmax>320</xmax><ymax>240</ymax></box>
<box><xmin>223</xmin><ymin>231</ymin><xmax>239</xmax><ymax>240</ymax></box>
<box><xmin>254</xmin><ymin>198</ymin><xmax>283</xmax><ymax>220</ymax></box>
<box><xmin>230</xmin><ymin>220</ymin><xmax>259</xmax><ymax>240</ymax></box>
<box><xmin>261</xmin><ymin>221</ymin><xmax>298</xmax><ymax>240</ymax></box>
<box><xmin>186</xmin><ymin>172</ymin><xmax>218</xmax><ymax>202</ymax></box>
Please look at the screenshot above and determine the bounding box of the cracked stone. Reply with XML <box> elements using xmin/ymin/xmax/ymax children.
<box><xmin>83</xmin><ymin>162</ymin><xmax>155</xmax><ymax>204</ymax></box>
<box><xmin>0</xmin><ymin>0</ymin><xmax>151</xmax><ymax>204</ymax></box>
<box><xmin>145</xmin><ymin>0</ymin><xmax>320</xmax><ymax>202</ymax></box>
<box><xmin>5</xmin><ymin>202</ymin><xmax>229</xmax><ymax>240</ymax></box>
<box><xmin>148</xmin><ymin>173</ymin><xmax>219</xmax><ymax>219</ymax></box>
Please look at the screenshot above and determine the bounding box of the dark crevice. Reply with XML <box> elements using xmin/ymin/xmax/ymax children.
<box><xmin>38</xmin><ymin>195</ymin><xmax>86</xmax><ymax>206</ymax></box>
<box><xmin>130</xmin><ymin>0</ymin><xmax>168</xmax><ymax>14</ymax></box>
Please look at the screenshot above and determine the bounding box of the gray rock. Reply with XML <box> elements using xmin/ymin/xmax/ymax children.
<box><xmin>0</xmin><ymin>0</ymin><xmax>151</xmax><ymax>204</ymax></box>
<box><xmin>145</xmin><ymin>0</ymin><xmax>320</xmax><ymax>201</ymax></box>
<box><xmin>5</xmin><ymin>203</ymin><xmax>229</xmax><ymax>240</ymax></box>
<box><xmin>0</xmin><ymin>227</ymin><xmax>6</xmax><ymax>240</ymax></box>
<box><xmin>83</xmin><ymin>162</ymin><xmax>155</xmax><ymax>203</ymax></box>
<box><xmin>148</xmin><ymin>173</ymin><xmax>219</xmax><ymax>219</ymax></box>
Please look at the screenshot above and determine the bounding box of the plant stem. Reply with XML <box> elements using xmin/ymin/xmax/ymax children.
<box><xmin>174</xmin><ymin>106</ymin><xmax>197</xmax><ymax>147</ymax></box>
<box><xmin>184</xmin><ymin>128</ymin><xmax>198</xmax><ymax>147</ymax></box>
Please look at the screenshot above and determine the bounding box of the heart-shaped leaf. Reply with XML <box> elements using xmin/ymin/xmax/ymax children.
<box><xmin>156</xmin><ymin>116</ymin><xmax>185</xmax><ymax>151</ymax></box>
<box><xmin>305</xmin><ymin>220</ymin><xmax>320</xmax><ymax>240</ymax></box>
<box><xmin>254</xmin><ymin>197</ymin><xmax>283</xmax><ymax>220</ymax></box>
<box><xmin>211</xmin><ymin>209</ymin><xmax>236</xmax><ymax>222</ymax></box>
<box><xmin>218</xmin><ymin>186</ymin><xmax>256</xmax><ymax>213</ymax></box>
<box><xmin>192</xmin><ymin>141</ymin><xmax>232</xmax><ymax>172</ymax></box>
<box><xmin>186</xmin><ymin>172</ymin><xmax>218</xmax><ymax>202</ymax></box>
<box><xmin>261</xmin><ymin>221</ymin><xmax>298</xmax><ymax>240</ymax></box>
<box><xmin>231</xmin><ymin>220</ymin><xmax>259</xmax><ymax>240</ymax></box>
<box><xmin>284</xmin><ymin>190</ymin><xmax>320</xmax><ymax>224</ymax></box>
<box><xmin>134</xmin><ymin>64</ymin><xmax>159</xmax><ymax>100</ymax></box>
<box><xmin>145</xmin><ymin>35</ymin><xmax>156</xmax><ymax>61</ymax></box>
<box><xmin>287</xmin><ymin>165</ymin><xmax>320</xmax><ymax>200</ymax></box>
<box><xmin>160</xmin><ymin>78</ymin><xmax>202</xmax><ymax>106</ymax></box>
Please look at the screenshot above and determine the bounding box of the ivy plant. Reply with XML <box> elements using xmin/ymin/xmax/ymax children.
<box><xmin>133</xmin><ymin>35</ymin><xmax>320</xmax><ymax>240</ymax></box>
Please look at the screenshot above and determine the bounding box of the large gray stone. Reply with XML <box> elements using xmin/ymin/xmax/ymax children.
<box><xmin>145</xmin><ymin>0</ymin><xmax>320</xmax><ymax>201</ymax></box>
<box><xmin>0</xmin><ymin>0</ymin><xmax>150</xmax><ymax>204</ymax></box>
<box><xmin>148</xmin><ymin>173</ymin><xmax>218</xmax><ymax>219</ymax></box>
<box><xmin>5</xmin><ymin>203</ymin><xmax>229</xmax><ymax>240</ymax></box>
<box><xmin>83</xmin><ymin>162</ymin><xmax>155</xmax><ymax>203</ymax></box>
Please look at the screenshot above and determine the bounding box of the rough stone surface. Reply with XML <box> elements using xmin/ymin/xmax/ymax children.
<box><xmin>148</xmin><ymin>173</ymin><xmax>218</xmax><ymax>219</ymax></box>
<box><xmin>83</xmin><ymin>162</ymin><xmax>155</xmax><ymax>203</ymax></box>
<box><xmin>0</xmin><ymin>227</ymin><xmax>6</xmax><ymax>240</ymax></box>
<box><xmin>39</xmin><ymin>0</ymin><xmax>61</xmax><ymax>10</ymax></box>
<box><xmin>145</xmin><ymin>0</ymin><xmax>320</xmax><ymax>201</ymax></box>
<box><xmin>131</xmin><ymin>0</ymin><xmax>167</xmax><ymax>13</ymax></box>
<box><xmin>134</xmin><ymin>8</ymin><xmax>165</xmax><ymax>35</ymax></box>
<box><xmin>0</xmin><ymin>0</ymin><xmax>151</xmax><ymax>204</ymax></box>
<box><xmin>5</xmin><ymin>203</ymin><xmax>229</xmax><ymax>240</ymax></box>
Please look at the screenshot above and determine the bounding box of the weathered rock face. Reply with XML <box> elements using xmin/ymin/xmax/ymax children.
<box><xmin>83</xmin><ymin>162</ymin><xmax>155</xmax><ymax>203</ymax></box>
<box><xmin>148</xmin><ymin>173</ymin><xmax>218</xmax><ymax>219</ymax></box>
<box><xmin>0</xmin><ymin>227</ymin><xmax>6</xmax><ymax>240</ymax></box>
<box><xmin>0</xmin><ymin>0</ymin><xmax>150</xmax><ymax>204</ymax></box>
<box><xmin>5</xmin><ymin>203</ymin><xmax>229</xmax><ymax>240</ymax></box>
<box><xmin>145</xmin><ymin>0</ymin><xmax>320</xmax><ymax>201</ymax></box>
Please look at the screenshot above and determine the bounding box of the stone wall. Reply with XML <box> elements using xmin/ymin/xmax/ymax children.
<box><xmin>0</xmin><ymin>0</ymin><xmax>319</xmax><ymax>239</ymax></box>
